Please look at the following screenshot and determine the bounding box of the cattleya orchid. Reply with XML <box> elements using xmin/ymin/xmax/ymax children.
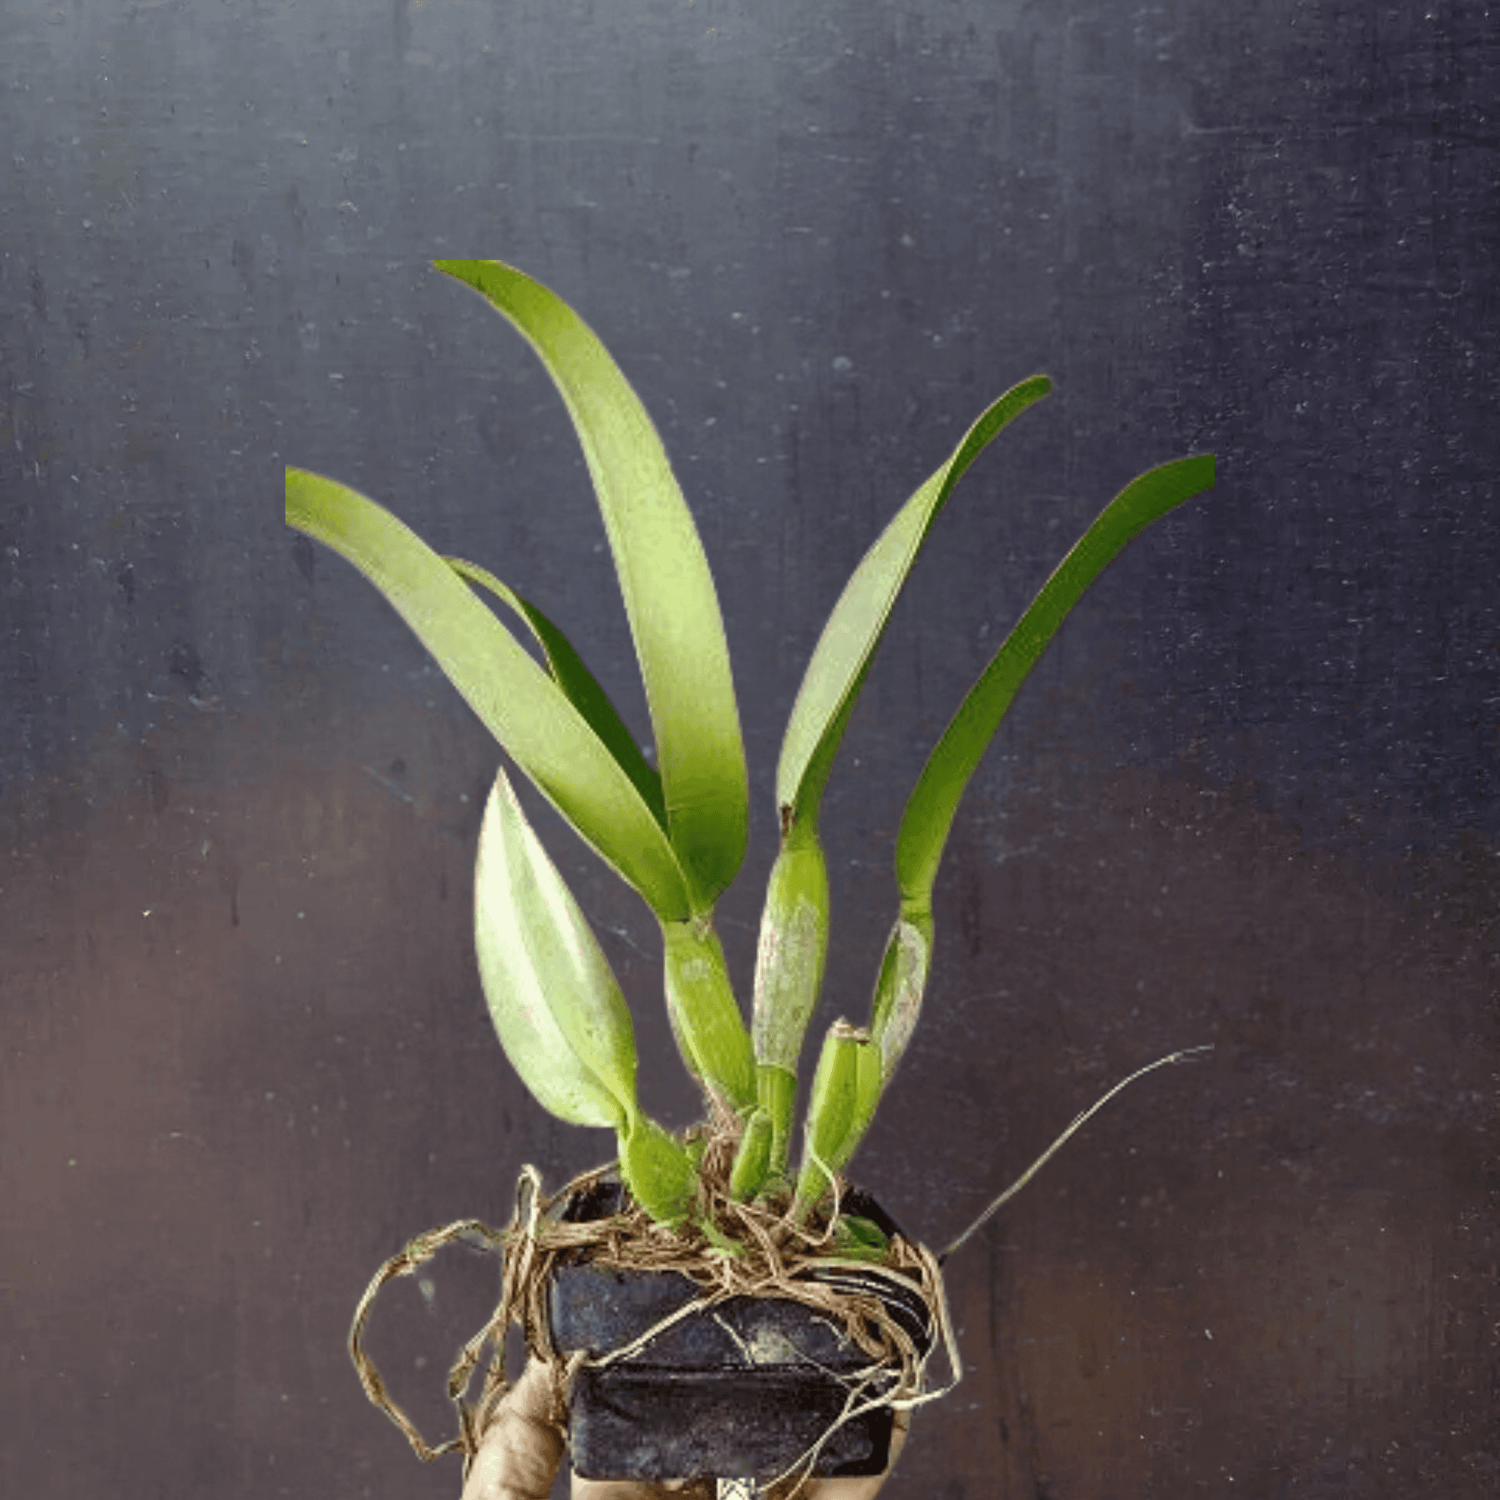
<box><xmin>286</xmin><ymin>258</ymin><xmax>1214</xmax><ymax>1245</ymax></box>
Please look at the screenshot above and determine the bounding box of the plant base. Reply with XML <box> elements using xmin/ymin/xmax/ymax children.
<box><xmin>547</xmin><ymin>1177</ymin><xmax>933</xmax><ymax>1484</ymax></box>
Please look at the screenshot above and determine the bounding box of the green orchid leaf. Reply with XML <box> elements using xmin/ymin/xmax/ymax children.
<box><xmin>838</xmin><ymin>1215</ymin><xmax>890</xmax><ymax>1253</ymax></box>
<box><xmin>661</xmin><ymin>917</ymin><xmax>757</xmax><ymax>1116</ymax></box>
<box><xmin>827</xmin><ymin>1235</ymin><xmax>891</xmax><ymax>1264</ymax></box>
<box><xmin>473</xmin><ymin>765</ymin><xmax>640</xmax><ymax>1130</ymax></box>
<box><xmin>433</xmin><ymin>258</ymin><xmax>748</xmax><ymax>912</ymax></box>
<box><xmin>446</xmin><ymin>554</ymin><xmax>667</xmax><ymax>830</ymax></box>
<box><xmin>756</xmin><ymin>1063</ymin><xmax>797</xmax><ymax>1181</ymax></box>
<box><xmin>792</xmin><ymin>1019</ymin><xmax>883</xmax><ymax>1223</ymax></box>
<box><xmin>286</xmin><ymin>467</ymin><xmax>692</xmax><ymax>920</ymax></box>
<box><xmin>776</xmin><ymin>376</ymin><xmax>1053</xmax><ymax>832</ymax></box>
<box><xmin>728</xmin><ymin>1107</ymin><xmax>773</xmax><ymax>1203</ymax></box>
<box><xmin>618</xmin><ymin>1116</ymin><xmax>699</xmax><ymax>1228</ymax></box>
<box><xmin>896</xmin><ymin>453</ymin><xmax>1216</xmax><ymax>908</ymax></box>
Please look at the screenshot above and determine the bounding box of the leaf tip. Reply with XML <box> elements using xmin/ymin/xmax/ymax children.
<box><xmin>433</xmin><ymin>258</ymin><xmax>498</xmax><ymax>294</ymax></box>
<box><xmin>284</xmin><ymin>466</ymin><xmax>314</xmax><ymax>523</ymax></box>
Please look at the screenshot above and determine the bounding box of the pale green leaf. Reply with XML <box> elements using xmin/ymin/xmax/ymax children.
<box><xmin>473</xmin><ymin>765</ymin><xmax>640</xmax><ymax>1130</ymax></box>
<box><xmin>286</xmin><ymin>467</ymin><xmax>692</xmax><ymax>920</ymax></box>
<box><xmin>776</xmin><ymin>376</ymin><xmax>1053</xmax><ymax>828</ymax></box>
<box><xmin>433</xmin><ymin>258</ymin><xmax>747</xmax><ymax>911</ymax></box>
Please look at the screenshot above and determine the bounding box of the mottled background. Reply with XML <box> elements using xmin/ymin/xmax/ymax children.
<box><xmin>2</xmin><ymin>1</ymin><xmax>1496</xmax><ymax>1496</ymax></box>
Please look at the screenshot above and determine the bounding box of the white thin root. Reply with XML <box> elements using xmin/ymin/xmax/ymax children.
<box><xmin>939</xmin><ymin>1045</ymin><xmax>1214</xmax><ymax>1262</ymax></box>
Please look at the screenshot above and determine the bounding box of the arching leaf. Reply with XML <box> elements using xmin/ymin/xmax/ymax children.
<box><xmin>776</xmin><ymin>376</ymin><xmax>1053</xmax><ymax>833</ymax></box>
<box><xmin>896</xmin><ymin>453</ymin><xmax>1216</xmax><ymax>907</ymax></box>
<box><xmin>446</xmin><ymin>554</ymin><xmax>666</xmax><ymax>830</ymax></box>
<box><xmin>286</xmin><ymin>467</ymin><xmax>692</xmax><ymax>920</ymax></box>
<box><xmin>434</xmin><ymin>258</ymin><xmax>747</xmax><ymax>912</ymax></box>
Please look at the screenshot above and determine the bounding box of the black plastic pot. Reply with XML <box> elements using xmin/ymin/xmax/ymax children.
<box><xmin>545</xmin><ymin>1176</ymin><xmax>934</xmax><ymax>1484</ymax></box>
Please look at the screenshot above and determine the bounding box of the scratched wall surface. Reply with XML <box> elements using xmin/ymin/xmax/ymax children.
<box><xmin>2</xmin><ymin>1</ymin><xmax>1496</xmax><ymax>1496</ymax></box>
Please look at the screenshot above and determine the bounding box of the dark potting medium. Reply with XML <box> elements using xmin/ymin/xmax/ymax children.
<box><xmin>545</xmin><ymin>1177</ymin><xmax>934</xmax><ymax>1483</ymax></box>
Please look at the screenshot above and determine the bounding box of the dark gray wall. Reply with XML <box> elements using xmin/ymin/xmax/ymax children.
<box><xmin>3</xmin><ymin>1</ymin><xmax>1495</xmax><ymax>1496</ymax></box>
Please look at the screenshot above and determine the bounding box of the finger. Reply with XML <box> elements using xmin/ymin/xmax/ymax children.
<box><xmin>887</xmin><ymin>1406</ymin><xmax>911</xmax><ymax>1468</ymax></box>
<box><xmin>573</xmin><ymin>1477</ymin><xmax>711</xmax><ymax>1498</ymax></box>
<box><xmin>462</xmin><ymin>1358</ymin><xmax>568</xmax><ymax>1500</ymax></box>
<box><xmin>785</xmin><ymin>1406</ymin><xmax>912</xmax><ymax>1500</ymax></box>
<box><xmin>568</xmin><ymin>1411</ymin><xmax>913</xmax><ymax>1499</ymax></box>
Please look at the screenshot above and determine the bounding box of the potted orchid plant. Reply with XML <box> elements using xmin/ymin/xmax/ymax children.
<box><xmin>286</xmin><ymin>258</ymin><xmax>1214</xmax><ymax>1493</ymax></box>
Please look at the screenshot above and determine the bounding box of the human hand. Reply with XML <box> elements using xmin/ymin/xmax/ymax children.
<box><xmin>460</xmin><ymin>1357</ymin><xmax>909</xmax><ymax>1500</ymax></box>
